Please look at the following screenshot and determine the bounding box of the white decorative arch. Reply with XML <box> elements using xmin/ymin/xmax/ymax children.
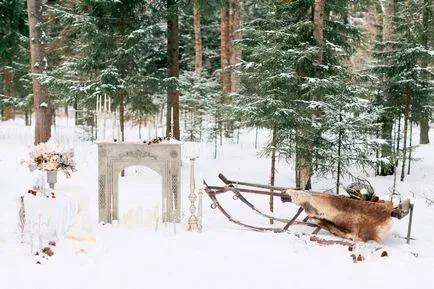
<box><xmin>97</xmin><ymin>142</ymin><xmax>181</xmax><ymax>224</ymax></box>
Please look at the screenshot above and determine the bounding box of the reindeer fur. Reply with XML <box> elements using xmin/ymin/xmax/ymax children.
<box><xmin>284</xmin><ymin>190</ymin><xmax>393</xmax><ymax>243</ymax></box>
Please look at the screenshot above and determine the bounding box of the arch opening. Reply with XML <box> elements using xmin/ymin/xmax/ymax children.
<box><xmin>118</xmin><ymin>165</ymin><xmax>162</xmax><ymax>227</ymax></box>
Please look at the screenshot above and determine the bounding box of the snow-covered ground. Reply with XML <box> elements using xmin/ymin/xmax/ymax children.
<box><xmin>0</xmin><ymin>117</ymin><xmax>433</xmax><ymax>289</ymax></box>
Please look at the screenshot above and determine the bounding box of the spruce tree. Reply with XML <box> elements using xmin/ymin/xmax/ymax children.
<box><xmin>237</xmin><ymin>0</ymin><xmax>368</xmax><ymax>189</ymax></box>
<box><xmin>371</xmin><ymin>0</ymin><xmax>433</xmax><ymax>179</ymax></box>
<box><xmin>44</xmin><ymin>0</ymin><xmax>168</xmax><ymax>136</ymax></box>
<box><xmin>0</xmin><ymin>0</ymin><xmax>31</xmax><ymax>120</ymax></box>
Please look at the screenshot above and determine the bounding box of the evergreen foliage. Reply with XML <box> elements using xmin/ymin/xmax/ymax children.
<box><xmin>0</xmin><ymin>0</ymin><xmax>432</xmax><ymax>187</ymax></box>
<box><xmin>0</xmin><ymin>0</ymin><xmax>31</xmax><ymax>111</ymax></box>
<box><xmin>236</xmin><ymin>0</ymin><xmax>380</xmax><ymax>188</ymax></box>
<box><xmin>44</xmin><ymin>0</ymin><xmax>167</xmax><ymax>117</ymax></box>
<box><xmin>370</xmin><ymin>0</ymin><xmax>434</xmax><ymax>175</ymax></box>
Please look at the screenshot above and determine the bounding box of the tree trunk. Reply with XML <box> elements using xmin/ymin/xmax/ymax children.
<box><xmin>2</xmin><ymin>66</ymin><xmax>15</xmax><ymax>120</ymax></box>
<box><xmin>25</xmin><ymin>110</ymin><xmax>31</xmax><ymax>126</ymax></box>
<box><xmin>73</xmin><ymin>97</ymin><xmax>78</xmax><ymax>125</ymax></box>
<box><xmin>51</xmin><ymin>106</ymin><xmax>56</xmax><ymax>126</ymax></box>
<box><xmin>297</xmin><ymin>151</ymin><xmax>312</xmax><ymax>190</ymax></box>
<box><xmin>375</xmin><ymin>126</ymin><xmax>380</xmax><ymax>175</ymax></box>
<box><xmin>295</xmin><ymin>129</ymin><xmax>312</xmax><ymax>190</ymax></box>
<box><xmin>420</xmin><ymin>118</ymin><xmax>429</xmax><ymax>144</ymax></box>
<box><xmin>120</xmin><ymin>92</ymin><xmax>125</xmax><ymax>142</ymax></box>
<box><xmin>383</xmin><ymin>0</ymin><xmax>395</xmax><ymax>50</ymax></box>
<box><xmin>166</xmin><ymin>0</ymin><xmax>180</xmax><ymax>140</ymax></box>
<box><xmin>193</xmin><ymin>0</ymin><xmax>202</xmax><ymax>77</ymax></box>
<box><xmin>380</xmin><ymin>118</ymin><xmax>394</xmax><ymax>175</ymax></box>
<box><xmin>407</xmin><ymin>120</ymin><xmax>412</xmax><ymax>175</ymax></box>
<box><xmin>395</xmin><ymin>117</ymin><xmax>401</xmax><ymax>168</ymax></box>
<box><xmin>391</xmin><ymin>117</ymin><xmax>400</xmax><ymax>196</ymax></box>
<box><xmin>119</xmin><ymin>15</ymin><xmax>126</xmax><ymax>144</ymax></box>
<box><xmin>400</xmin><ymin>90</ymin><xmax>410</xmax><ymax>181</ymax></box>
<box><xmin>419</xmin><ymin>0</ymin><xmax>430</xmax><ymax>144</ymax></box>
<box><xmin>313</xmin><ymin>0</ymin><xmax>325</xmax><ymax>65</ymax></box>
<box><xmin>380</xmin><ymin>0</ymin><xmax>396</xmax><ymax>175</ymax></box>
<box><xmin>27</xmin><ymin>0</ymin><xmax>51</xmax><ymax>145</ymax></box>
<box><xmin>138</xmin><ymin>114</ymin><xmax>142</xmax><ymax>140</ymax></box>
<box><xmin>336</xmin><ymin>113</ymin><xmax>343</xmax><ymax>194</ymax></box>
<box><xmin>220</xmin><ymin>3</ymin><xmax>231</xmax><ymax>93</ymax></box>
<box><xmin>192</xmin><ymin>0</ymin><xmax>203</xmax><ymax>140</ymax></box>
<box><xmin>295</xmin><ymin>0</ymin><xmax>325</xmax><ymax>190</ymax></box>
<box><xmin>269</xmin><ymin>125</ymin><xmax>277</xmax><ymax>224</ymax></box>
<box><xmin>230</xmin><ymin>0</ymin><xmax>242</xmax><ymax>93</ymax></box>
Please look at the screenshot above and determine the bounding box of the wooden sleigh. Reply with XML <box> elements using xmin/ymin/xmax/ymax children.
<box><xmin>204</xmin><ymin>174</ymin><xmax>414</xmax><ymax>245</ymax></box>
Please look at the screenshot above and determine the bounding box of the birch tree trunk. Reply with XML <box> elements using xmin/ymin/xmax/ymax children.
<box><xmin>167</xmin><ymin>0</ymin><xmax>180</xmax><ymax>140</ymax></box>
<box><xmin>27</xmin><ymin>0</ymin><xmax>51</xmax><ymax>145</ymax></box>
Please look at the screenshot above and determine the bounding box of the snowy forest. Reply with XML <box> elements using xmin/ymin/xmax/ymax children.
<box><xmin>1</xmin><ymin>0</ymin><xmax>433</xmax><ymax>191</ymax></box>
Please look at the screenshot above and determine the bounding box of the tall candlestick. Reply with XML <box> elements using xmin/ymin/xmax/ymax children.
<box><xmin>104</xmin><ymin>94</ymin><xmax>107</xmax><ymax>112</ymax></box>
<box><xmin>187</xmin><ymin>156</ymin><xmax>198</xmax><ymax>232</ymax></box>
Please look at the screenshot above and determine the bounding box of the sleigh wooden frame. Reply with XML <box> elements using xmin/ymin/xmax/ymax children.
<box><xmin>204</xmin><ymin>173</ymin><xmax>414</xmax><ymax>244</ymax></box>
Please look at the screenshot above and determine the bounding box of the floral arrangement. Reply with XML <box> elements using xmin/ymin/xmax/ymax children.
<box><xmin>24</xmin><ymin>141</ymin><xmax>77</xmax><ymax>177</ymax></box>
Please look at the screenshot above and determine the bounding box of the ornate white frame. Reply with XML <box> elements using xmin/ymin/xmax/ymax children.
<box><xmin>97</xmin><ymin>142</ymin><xmax>181</xmax><ymax>224</ymax></box>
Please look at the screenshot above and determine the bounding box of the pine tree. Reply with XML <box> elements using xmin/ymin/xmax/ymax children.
<box><xmin>393</xmin><ymin>0</ymin><xmax>433</xmax><ymax>180</ymax></box>
<box><xmin>0</xmin><ymin>0</ymin><xmax>31</xmax><ymax>121</ymax></box>
<box><xmin>237</xmin><ymin>0</ymin><xmax>366</xmax><ymax>189</ymax></box>
<box><xmin>44</xmin><ymin>0</ymin><xmax>168</xmax><ymax>137</ymax></box>
<box><xmin>371</xmin><ymin>0</ymin><xmax>433</xmax><ymax>179</ymax></box>
<box><xmin>314</xmin><ymin>80</ymin><xmax>383</xmax><ymax>194</ymax></box>
<box><xmin>178</xmin><ymin>0</ymin><xmax>224</xmax><ymax>141</ymax></box>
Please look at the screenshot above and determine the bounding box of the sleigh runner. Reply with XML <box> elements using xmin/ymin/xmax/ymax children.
<box><xmin>204</xmin><ymin>174</ymin><xmax>414</xmax><ymax>244</ymax></box>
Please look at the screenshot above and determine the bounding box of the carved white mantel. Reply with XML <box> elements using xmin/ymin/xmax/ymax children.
<box><xmin>97</xmin><ymin>142</ymin><xmax>181</xmax><ymax>224</ymax></box>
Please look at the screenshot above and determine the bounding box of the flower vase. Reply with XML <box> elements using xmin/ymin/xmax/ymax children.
<box><xmin>46</xmin><ymin>170</ymin><xmax>58</xmax><ymax>189</ymax></box>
